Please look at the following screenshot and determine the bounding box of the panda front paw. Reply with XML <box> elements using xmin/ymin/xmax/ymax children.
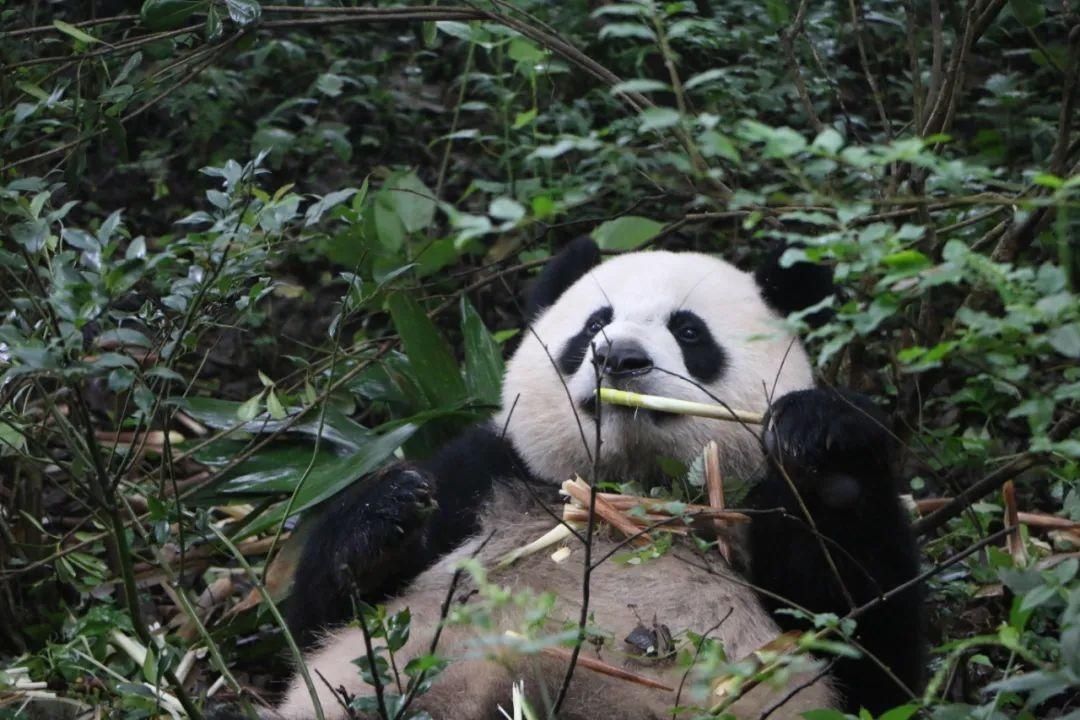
<box><xmin>763</xmin><ymin>388</ymin><xmax>894</xmax><ymax>509</ymax></box>
<box><xmin>287</xmin><ymin>465</ymin><xmax>440</xmax><ymax>642</ymax></box>
<box><xmin>372</xmin><ymin>466</ymin><xmax>439</xmax><ymax>540</ymax></box>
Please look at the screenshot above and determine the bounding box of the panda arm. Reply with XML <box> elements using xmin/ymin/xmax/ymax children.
<box><xmin>745</xmin><ymin>388</ymin><xmax>925</xmax><ymax>714</ymax></box>
<box><xmin>285</xmin><ymin>423</ymin><xmax>518</xmax><ymax>644</ymax></box>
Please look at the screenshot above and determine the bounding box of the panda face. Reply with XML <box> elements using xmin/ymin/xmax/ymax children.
<box><xmin>496</xmin><ymin>251</ymin><xmax>816</xmax><ymax>486</ymax></box>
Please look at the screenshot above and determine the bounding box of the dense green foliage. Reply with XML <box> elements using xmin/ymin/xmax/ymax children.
<box><xmin>1</xmin><ymin>0</ymin><xmax>1078</xmax><ymax>718</ymax></box>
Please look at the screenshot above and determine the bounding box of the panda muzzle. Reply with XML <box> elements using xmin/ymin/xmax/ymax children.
<box><xmin>592</xmin><ymin>339</ymin><xmax>654</xmax><ymax>378</ymax></box>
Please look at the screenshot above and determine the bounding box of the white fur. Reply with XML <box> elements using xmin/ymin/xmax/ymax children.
<box><xmin>496</xmin><ymin>251</ymin><xmax>814</xmax><ymax>485</ymax></box>
<box><xmin>275</xmin><ymin>489</ymin><xmax>836</xmax><ymax>719</ymax></box>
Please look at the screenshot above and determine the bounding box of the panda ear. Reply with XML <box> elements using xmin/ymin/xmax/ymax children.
<box><xmin>526</xmin><ymin>236</ymin><xmax>601</xmax><ymax>321</ymax></box>
<box><xmin>754</xmin><ymin>242</ymin><xmax>836</xmax><ymax>327</ymax></box>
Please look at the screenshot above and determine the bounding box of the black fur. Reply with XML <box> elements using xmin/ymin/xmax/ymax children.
<box><xmin>558</xmin><ymin>306</ymin><xmax>612</xmax><ymax>374</ymax></box>
<box><xmin>286</xmin><ymin>424</ymin><xmax>530</xmax><ymax>645</ymax></box>
<box><xmin>747</xmin><ymin>388</ymin><xmax>925</xmax><ymax>714</ymax></box>
<box><xmin>667</xmin><ymin>309</ymin><xmax>726</xmax><ymax>382</ymax></box>
<box><xmin>526</xmin><ymin>236</ymin><xmax>602</xmax><ymax>320</ymax></box>
<box><xmin>754</xmin><ymin>243</ymin><xmax>836</xmax><ymax>326</ymax></box>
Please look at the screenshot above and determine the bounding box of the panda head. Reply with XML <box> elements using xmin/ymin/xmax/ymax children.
<box><xmin>495</xmin><ymin>238</ymin><xmax>833</xmax><ymax>487</ymax></box>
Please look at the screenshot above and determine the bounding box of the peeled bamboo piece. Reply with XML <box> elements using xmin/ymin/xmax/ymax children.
<box><xmin>598</xmin><ymin>388</ymin><xmax>763</xmax><ymax>424</ymax></box>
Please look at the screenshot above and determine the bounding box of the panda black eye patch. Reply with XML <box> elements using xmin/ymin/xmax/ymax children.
<box><xmin>557</xmin><ymin>306</ymin><xmax>613</xmax><ymax>375</ymax></box>
<box><xmin>667</xmin><ymin>310</ymin><xmax>726</xmax><ymax>383</ymax></box>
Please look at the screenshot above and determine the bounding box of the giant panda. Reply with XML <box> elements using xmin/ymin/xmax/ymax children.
<box><xmin>237</xmin><ymin>239</ymin><xmax>925</xmax><ymax>719</ymax></box>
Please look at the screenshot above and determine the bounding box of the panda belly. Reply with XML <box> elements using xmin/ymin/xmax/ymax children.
<box><xmin>276</xmin><ymin>494</ymin><xmax>836</xmax><ymax>720</ymax></box>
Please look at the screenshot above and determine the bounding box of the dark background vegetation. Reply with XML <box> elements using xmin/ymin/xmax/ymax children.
<box><xmin>1</xmin><ymin>0</ymin><xmax>1078</xmax><ymax>718</ymax></box>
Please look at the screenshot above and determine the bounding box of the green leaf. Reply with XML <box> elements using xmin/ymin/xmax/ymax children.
<box><xmin>176</xmin><ymin>397</ymin><xmax>373</xmax><ymax>452</ymax></box>
<box><xmin>1047</xmin><ymin>323</ymin><xmax>1080</xmax><ymax>358</ymax></box>
<box><xmin>267</xmin><ymin>390</ymin><xmax>286</xmax><ymax>420</ymax></box>
<box><xmin>252</xmin><ymin>126</ymin><xmax>296</xmax><ymax>160</ymax></box>
<box><xmin>765</xmin><ymin>0</ymin><xmax>791</xmax><ymax>25</ymax></box>
<box><xmin>513</xmin><ymin>108</ymin><xmax>538</xmax><ymax>128</ymax></box>
<box><xmin>611</xmin><ymin>79</ymin><xmax>670</xmax><ymax>94</ymax></box>
<box><xmin>232</xmin><ymin>423</ymin><xmax>419</xmax><ymax>538</ymax></box>
<box><xmin>225</xmin><ymin>0</ymin><xmax>261</xmax><ymax>26</ymax></box>
<box><xmin>878</xmin><ymin>705</ymin><xmax>920</xmax><ymax>720</ymax></box>
<box><xmin>205</xmin><ymin>5</ymin><xmax>222</xmax><ymax>39</ymax></box>
<box><xmin>460</xmin><ymin>297</ymin><xmax>504</xmax><ymax>406</ymax></box>
<box><xmin>488</xmin><ymin>197</ymin><xmax>526</xmax><ymax>224</ymax></box>
<box><xmin>0</xmin><ymin>422</ymin><xmax>26</xmax><ymax>455</ymax></box>
<box><xmin>388</xmin><ymin>293</ymin><xmax>467</xmax><ymax>405</ymax></box>
<box><xmin>53</xmin><ymin>20</ymin><xmax>102</xmax><ymax>44</ymax></box>
<box><xmin>237</xmin><ymin>392</ymin><xmax>263</xmax><ymax>421</ymax></box>
<box><xmin>684</xmin><ymin>68</ymin><xmax>726</xmax><ymax>90</ymax></box>
<box><xmin>305</xmin><ymin>188</ymin><xmax>359</xmax><ymax>227</ymax></box>
<box><xmin>374</xmin><ymin>196</ymin><xmax>406</xmax><ymax>251</ymax></box>
<box><xmin>1009</xmin><ymin>0</ymin><xmax>1044</xmax><ymax>27</ymax></box>
<box><xmin>638</xmin><ymin>107</ymin><xmax>680</xmax><ymax>132</ymax></box>
<box><xmin>1019</xmin><ymin>584</ymin><xmax>1058</xmax><ymax>612</ymax></box>
<box><xmin>386</xmin><ymin>171</ymin><xmax>436</xmax><ymax>233</ymax></box>
<box><xmin>315</xmin><ymin>73</ymin><xmax>345</xmax><ymax>98</ymax></box>
<box><xmin>591</xmin><ymin>216</ymin><xmax>664</xmax><ymax>251</ymax></box>
<box><xmin>811</xmin><ymin>128</ymin><xmax>844</xmax><ymax>154</ymax></box>
<box><xmin>140</xmin><ymin>0</ymin><xmax>206</xmax><ymax>31</ymax></box>
<box><xmin>801</xmin><ymin>711</ymin><xmax>848</xmax><ymax>720</ymax></box>
<box><xmin>598</xmin><ymin>23</ymin><xmax>655</xmax><ymax>41</ymax></box>
<box><xmin>699</xmin><ymin>130</ymin><xmax>740</xmax><ymax>163</ymax></box>
<box><xmin>386</xmin><ymin>607</ymin><xmax>412</xmax><ymax>652</ymax></box>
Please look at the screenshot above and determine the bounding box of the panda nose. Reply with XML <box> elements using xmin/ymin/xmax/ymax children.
<box><xmin>593</xmin><ymin>340</ymin><xmax>653</xmax><ymax>377</ymax></box>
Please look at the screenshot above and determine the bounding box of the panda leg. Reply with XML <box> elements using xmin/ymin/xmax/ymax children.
<box><xmin>745</xmin><ymin>388</ymin><xmax>925</xmax><ymax>714</ymax></box>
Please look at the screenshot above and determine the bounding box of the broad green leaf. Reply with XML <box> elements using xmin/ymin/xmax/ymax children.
<box><xmin>388</xmin><ymin>293</ymin><xmax>467</xmax><ymax>405</ymax></box>
<box><xmin>237</xmin><ymin>393</ymin><xmax>263</xmax><ymax>421</ymax></box>
<box><xmin>765</xmin><ymin>0</ymin><xmax>791</xmax><ymax>25</ymax></box>
<box><xmin>811</xmin><ymin>128</ymin><xmax>845</xmax><ymax>154</ymax></box>
<box><xmin>175</xmin><ymin>397</ymin><xmax>372</xmax><ymax>452</ymax></box>
<box><xmin>140</xmin><ymin>0</ymin><xmax>206</xmax><ymax>30</ymax></box>
<box><xmin>638</xmin><ymin>107</ymin><xmax>680</xmax><ymax>132</ymax></box>
<box><xmin>460</xmin><ymin>297</ymin><xmax>504</xmax><ymax>406</ymax></box>
<box><xmin>699</xmin><ymin>131</ymin><xmax>740</xmax><ymax>163</ymax></box>
<box><xmin>1047</xmin><ymin>323</ymin><xmax>1080</xmax><ymax>358</ymax></box>
<box><xmin>233</xmin><ymin>423</ymin><xmax>419</xmax><ymax>538</ymax></box>
<box><xmin>1009</xmin><ymin>0</ymin><xmax>1044</xmax><ymax>26</ymax></box>
<box><xmin>591</xmin><ymin>216</ymin><xmax>664</xmax><ymax>251</ymax></box>
<box><xmin>386</xmin><ymin>171</ymin><xmax>436</xmax><ymax>233</ymax></box>
<box><xmin>489</xmin><ymin>197</ymin><xmax>526</xmax><ymax>223</ymax></box>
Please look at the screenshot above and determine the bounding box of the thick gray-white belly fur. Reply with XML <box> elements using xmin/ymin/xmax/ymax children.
<box><xmin>275</xmin><ymin>485</ymin><xmax>835</xmax><ymax>719</ymax></box>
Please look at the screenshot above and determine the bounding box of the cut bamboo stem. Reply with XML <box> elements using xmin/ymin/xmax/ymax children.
<box><xmin>703</xmin><ymin>441</ymin><xmax>731</xmax><ymax>562</ymax></box>
<box><xmin>576</xmin><ymin>492</ymin><xmax>750</xmax><ymax>524</ymax></box>
<box><xmin>562</xmin><ymin>506</ymin><xmax>691</xmax><ymax>535</ymax></box>
<box><xmin>563</xmin><ymin>477</ymin><xmax>653</xmax><ymax>547</ymax></box>
<box><xmin>914</xmin><ymin>497</ymin><xmax>1079</xmax><ymax>531</ymax></box>
<box><xmin>598</xmin><ymin>388</ymin><xmax>763</xmax><ymax>424</ymax></box>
